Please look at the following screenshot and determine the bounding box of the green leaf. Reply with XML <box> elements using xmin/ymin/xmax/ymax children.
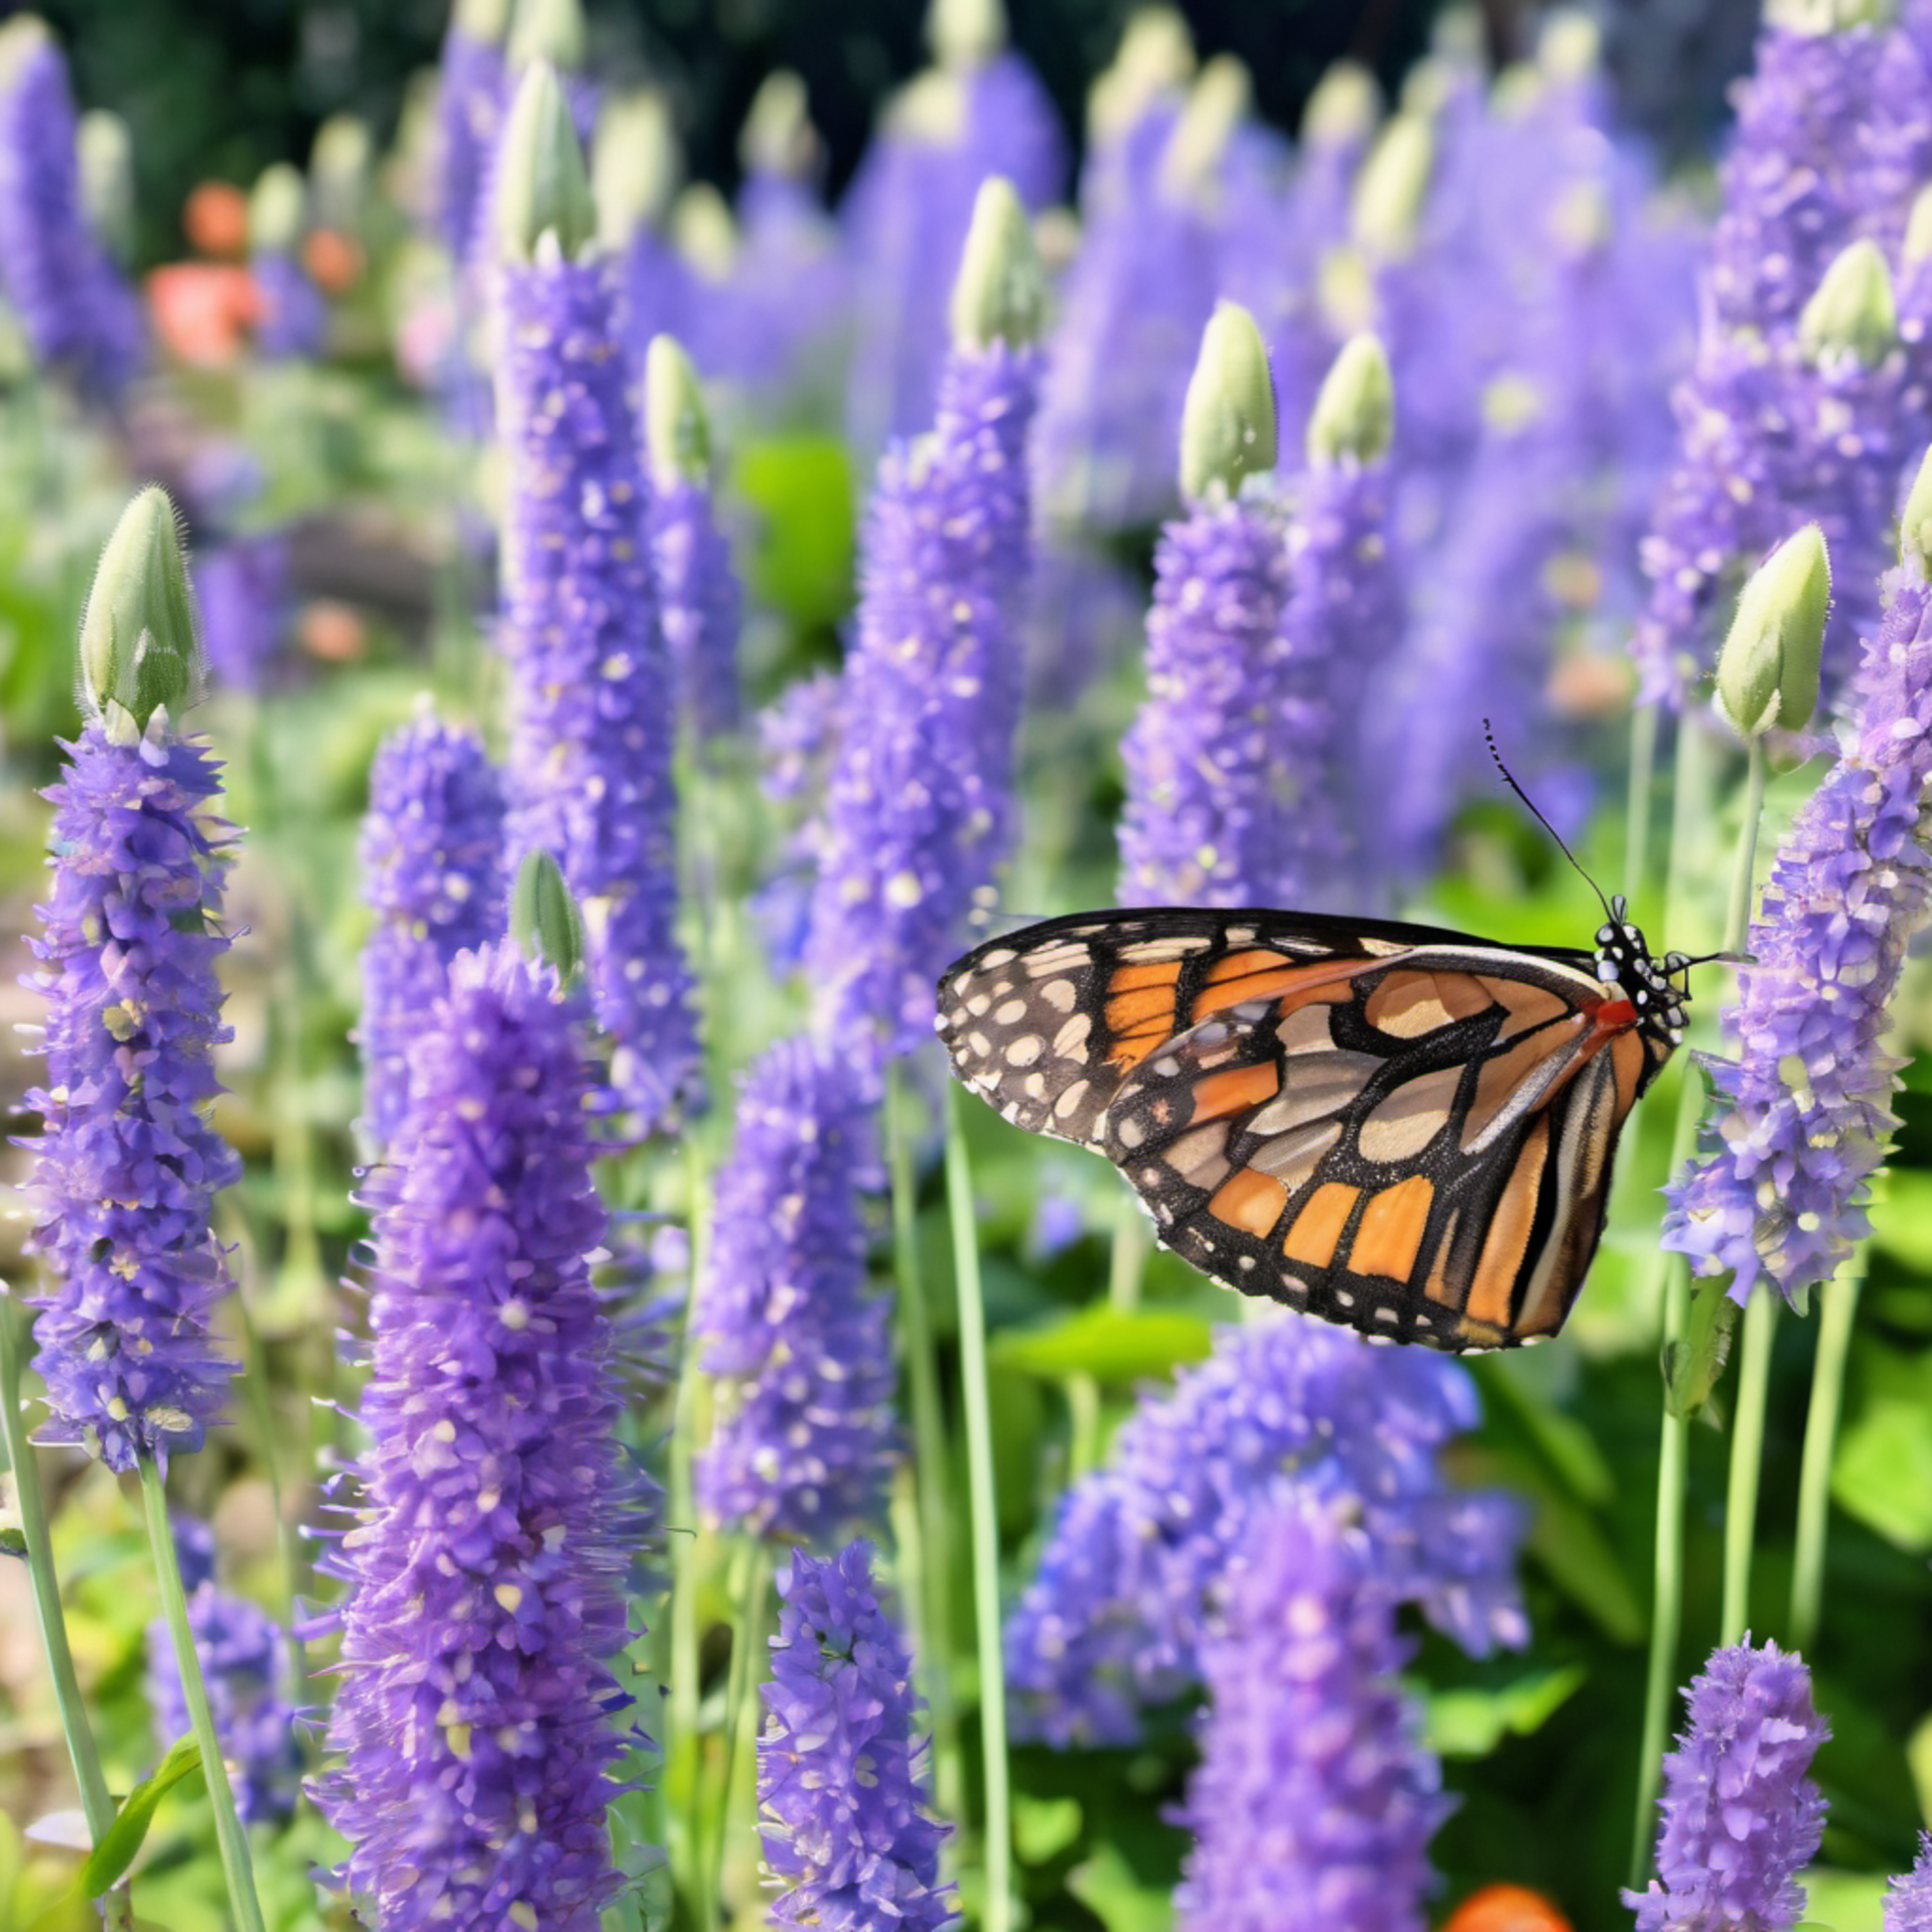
<box><xmin>1834</xmin><ymin>1381</ymin><xmax>1932</xmax><ymax>1551</ymax></box>
<box><xmin>1909</xmin><ymin>1708</ymin><xmax>1932</xmax><ymax>1827</ymax></box>
<box><xmin>79</xmin><ymin>1735</ymin><xmax>203</xmax><ymax>1897</ymax></box>
<box><xmin>1664</xmin><ymin>1278</ymin><xmax>1739</xmax><ymax>1423</ymax></box>
<box><xmin>1799</xmin><ymin>1866</ymin><xmax>1889</xmax><ymax>1932</ymax></box>
<box><xmin>1869</xmin><ymin>1171</ymin><xmax>1932</xmax><ymax>1273</ymax></box>
<box><xmin>1421</xmin><ymin>1665</ymin><xmax>1587</xmax><ymax>1757</ymax></box>
<box><xmin>0</xmin><ymin>1526</ymin><xmax>27</xmax><ymax>1560</ymax></box>
<box><xmin>1065</xmin><ymin>1840</ymin><xmax>1173</xmax><ymax>1932</ymax></box>
<box><xmin>1013</xmin><ymin>1793</ymin><xmax>1083</xmax><ymax>1865</ymax></box>
<box><xmin>991</xmin><ymin>1305</ymin><xmax>1214</xmax><ymax>1384</ymax></box>
<box><xmin>731</xmin><ymin>436</ymin><xmax>855</xmax><ymax>630</ymax></box>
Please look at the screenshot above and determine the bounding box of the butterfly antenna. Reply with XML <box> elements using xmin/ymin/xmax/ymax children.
<box><xmin>1482</xmin><ymin>720</ymin><xmax>1617</xmax><ymax>926</ymax></box>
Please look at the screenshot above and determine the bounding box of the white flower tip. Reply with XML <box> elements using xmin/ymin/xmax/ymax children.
<box><xmin>949</xmin><ymin>176</ymin><xmax>1043</xmax><ymax>350</ymax></box>
<box><xmin>1179</xmin><ymin>301</ymin><xmax>1278</xmax><ymax>504</ymax></box>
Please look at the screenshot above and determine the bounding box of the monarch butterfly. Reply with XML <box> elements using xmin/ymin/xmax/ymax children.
<box><xmin>936</xmin><ymin>845</ymin><xmax>1719</xmax><ymax>1351</ymax></box>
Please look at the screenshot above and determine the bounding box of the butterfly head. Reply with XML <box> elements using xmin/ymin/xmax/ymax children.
<box><xmin>1591</xmin><ymin>894</ymin><xmax>1690</xmax><ymax>1047</ymax></box>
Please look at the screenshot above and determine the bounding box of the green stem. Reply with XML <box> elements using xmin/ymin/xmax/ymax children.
<box><xmin>1064</xmin><ymin>1371</ymin><xmax>1102</xmax><ymax>1481</ymax></box>
<box><xmin>887</xmin><ymin>1063</ymin><xmax>962</xmax><ymax>1825</ymax></box>
<box><xmin>1624</xmin><ymin>699</ymin><xmax>1658</xmax><ymax>915</ymax></box>
<box><xmin>1107</xmin><ymin>1195</ymin><xmax>1149</xmax><ymax>1313</ymax></box>
<box><xmin>706</xmin><ymin>1541</ymin><xmax>770</xmax><ymax>1929</ymax></box>
<box><xmin>1720</xmin><ymin>1288</ymin><xmax>1780</xmax><ymax>1646</ymax></box>
<box><xmin>943</xmin><ymin>1083</ymin><xmax>1011</xmax><ymax>1932</ymax></box>
<box><xmin>138</xmin><ymin>1456</ymin><xmax>267</xmax><ymax>1932</ymax></box>
<box><xmin>0</xmin><ymin>1300</ymin><xmax>136</xmax><ymax>1930</ymax></box>
<box><xmin>1723</xmin><ymin>736</ymin><xmax>1768</xmax><ymax>958</ymax></box>
<box><xmin>1790</xmin><ymin>1257</ymin><xmax>1862</xmax><ymax>1652</ymax></box>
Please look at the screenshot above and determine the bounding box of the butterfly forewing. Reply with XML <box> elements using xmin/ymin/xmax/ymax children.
<box><xmin>937</xmin><ymin>908</ymin><xmax>1672</xmax><ymax>1352</ymax></box>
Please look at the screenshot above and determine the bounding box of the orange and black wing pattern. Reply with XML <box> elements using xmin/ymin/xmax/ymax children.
<box><xmin>937</xmin><ymin>907</ymin><xmax>1674</xmax><ymax>1352</ymax></box>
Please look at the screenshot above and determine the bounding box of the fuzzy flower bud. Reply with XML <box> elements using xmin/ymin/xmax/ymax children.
<box><xmin>644</xmin><ymin>332</ymin><xmax>710</xmax><ymax>487</ymax></box>
<box><xmin>758</xmin><ymin>1540</ymin><xmax>955</xmax><ymax>1932</ymax></box>
<box><xmin>319</xmin><ymin>942</ymin><xmax>650</xmax><ymax>1929</ymax></box>
<box><xmin>248</xmin><ymin>162</ymin><xmax>305</xmax><ymax>254</ymax></box>
<box><xmin>1179</xmin><ymin>301</ymin><xmax>1277</xmax><ymax>504</ymax></box>
<box><xmin>507</xmin><ymin>0</ymin><xmax>585</xmax><ymax>73</ymax></box>
<box><xmin>78</xmin><ymin>487</ymin><xmax>200</xmax><ymax>741</ymax></box>
<box><xmin>1622</xmin><ymin>1640</ymin><xmax>1828</xmax><ymax>1932</ymax></box>
<box><xmin>25</xmin><ymin>519</ymin><xmax>239</xmax><ymax>1469</ymax></box>
<box><xmin>1901</xmin><ymin>445</ymin><xmax>1932</xmax><ymax>575</ymax></box>
<box><xmin>509</xmin><ymin>848</ymin><xmax>583</xmax><ymax>981</ymax></box>
<box><xmin>497</xmin><ymin>60</ymin><xmax>597</xmax><ymax>264</ymax></box>
<box><xmin>1307</xmin><ymin>331</ymin><xmax>1394</xmax><ymax>468</ymax></box>
<box><xmin>1798</xmin><ymin>237</ymin><xmax>1898</xmax><ymax>370</ymax></box>
<box><xmin>1174</xmin><ymin>1489</ymin><xmax>1451</xmax><ymax>1932</ymax></box>
<box><xmin>1303</xmin><ymin>60</ymin><xmax>1378</xmax><ymax>148</ymax></box>
<box><xmin>75</xmin><ymin>108</ymin><xmax>130</xmax><ymax>265</ymax></box>
<box><xmin>357</xmin><ymin>713</ymin><xmax>507</xmax><ymax>1152</ymax></box>
<box><xmin>1350</xmin><ymin>111</ymin><xmax>1433</xmax><ymax>261</ymax></box>
<box><xmin>697</xmin><ymin>1037</ymin><xmax>895</xmax><ymax>1543</ymax></box>
<box><xmin>1715</xmin><ymin>524</ymin><xmax>1831</xmax><ymax>737</ymax></box>
<box><xmin>948</xmin><ymin>175</ymin><xmax>1042</xmax><ymax>350</ymax></box>
<box><xmin>249</xmin><ymin>162</ymin><xmax>325</xmax><ymax>359</ymax></box>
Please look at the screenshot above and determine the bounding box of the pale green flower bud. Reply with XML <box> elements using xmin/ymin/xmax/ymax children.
<box><xmin>1351</xmin><ymin>112</ymin><xmax>1434</xmax><ymax>261</ymax></box>
<box><xmin>1307</xmin><ymin>333</ymin><xmax>1394</xmax><ymax>468</ymax></box>
<box><xmin>1161</xmin><ymin>55</ymin><xmax>1249</xmax><ymax>198</ymax></box>
<box><xmin>671</xmin><ymin>183</ymin><xmax>737</xmax><ymax>283</ymax></box>
<box><xmin>1716</xmin><ymin>525</ymin><xmax>1832</xmax><ymax>737</ymax></box>
<box><xmin>1797</xmin><ymin>237</ymin><xmax>1897</xmax><ymax>370</ymax></box>
<box><xmin>740</xmin><ymin>70</ymin><xmax>817</xmax><ymax>181</ymax></box>
<box><xmin>454</xmin><ymin>0</ymin><xmax>511</xmax><ymax>40</ymax></box>
<box><xmin>593</xmin><ymin>90</ymin><xmax>680</xmax><ymax>248</ymax></box>
<box><xmin>76</xmin><ymin>109</ymin><xmax>132</xmax><ymax>265</ymax></box>
<box><xmin>1302</xmin><ymin>61</ymin><xmax>1378</xmax><ymax>149</ymax></box>
<box><xmin>1087</xmin><ymin>7</ymin><xmax>1193</xmax><ymax>144</ymax></box>
<box><xmin>78</xmin><ymin>486</ymin><xmax>200</xmax><ymax>742</ymax></box>
<box><xmin>310</xmin><ymin>114</ymin><xmax>372</xmax><ymax>236</ymax></box>
<box><xmin>1538</xmin><ymin>9</ymin><xmax>1601</xmax><ymax>81</ymax></box>
<box><xmin>949</xmin><ymin>176</ymin><xmax>1042</xmax><ymax>349</ymax></box>
<box><xmin>511</xmin><ymin>851</ymin><xmax>586</xmax><ymax>983</ymax></box>
<box><xmin>645</xmin><ymin>335</ymin><xmax>711</xmax><ymax>489</ymax></box>
<box><xmin>928</xmin><ymin>0</ymin><xmax>1006</xmax><ymax>68</ymax></box>
<box><xmin>249</xmin><ymin>162</ymin><xmax>307</xmax><ymax>254</ymax></box>
<box><xmin>508</xmin><ymin>0</ymin><xmax>585</xmax><ymax>72</ymax></box>
<box><xmin>497</xmin><ymin>63</ymin><xmax>597</xmax><ymax>264</ymax></box>
<box><xmin>1898</xmin><ymin>445</ymin><xmax>1932</xmax><ymax>576</ymax></box>
<box><xmin>1905</xmin><ymin>185</ymin><xmax>1932</xmax><ymax>267</ymax></box>
<box><xmin>1178</xmin><ymin>301</ymin><xmax>1276</xmax><ymax>504</ymax></box>
<box><xmin>1765</xmin><ymin>0</ymin><xmax>1892</xmax><ymax>30</ymax></box>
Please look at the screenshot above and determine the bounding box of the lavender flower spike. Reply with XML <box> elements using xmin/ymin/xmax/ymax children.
<box><xmin>1623</xmin><ymin>1639</ymin><xmax>1828</xmax><ymax>1932</ymax></box>
<box><xmin>759</xmin><ymin>1540</ymin><xmax>956</xmax><ymax>1932</ymax></box>
<box><xmin>356</xmin><ymin>709</ymin><xmax>507</xmax><ymax>1152</ymax></box>
<box><xmin>1886</xmin><ymin>1835</ymin><xmax>1932</xmax><ymax>1931</ymax></box>
<box><xmin>645</xmin><ymin>334</ymin><xmax>742</xmax><ymax>739</ymax></box>
<box><xmin>23</xmin><ymin>487</ymin><xmax>240</xmax><ymax>1473</ymax></box>
<box><xmin>494</xmin><ymin>64</ymin><xmax>699</xmax><ymax>1131</ymax></box>
<box><xmin>317</xmin><ymin>939</ymin><xmax>649</xmax><ymax>1930</ymax></box>
<box><xmin>249</xmin><ymin>163</ymin><xmax>327</xmax><ymax>360</ymax></box>
<box><xmin>805</xmin><ymin>175</ymin><xmax>1042</xmax><ymax>1065</ymax></box>
<box><xmin>433</xmin><ymin>0</ymin><xmax>509</xmax><ymax>264</ymax></box>
<box><xmin>1118</xmin><ymin>303</ymin><xmax>1311</xmax><ymax>906</ymax></box>
<box><xmin>697</xmin><ymin>1035</ymin><xmax>895</xmax><ymax>1544</ymax></box>
<box><xmin>146</xmin><ymin>1518</ymin><xmax>301</xmax><ymax>1826</ymax></box>
<box><xmin>1174</xmin><ymin>1487</ymin><xmax>1451</xmax><ymax>1932</ymax></box>
<box><xmin>0</xmin><ymin>15</ymin><xmax>141</xmax><ymax>398</ymax></box>
<box><xmin>1664</xmin><ymin>503</ymin><xmax>1932</xmax><ymax>1304</ymax></box>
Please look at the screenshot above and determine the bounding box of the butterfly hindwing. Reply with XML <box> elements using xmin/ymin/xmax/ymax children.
<box><xmin>938</xmin><ymin>909</ymin><xmax>1672</xmax><ymax>1352</ymax></box>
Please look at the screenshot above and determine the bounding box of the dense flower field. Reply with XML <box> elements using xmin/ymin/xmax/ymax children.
<box><xmin>5</xmin><ymin>1</ymin><xmax>1932</xmax><ymax>1929</ymax></box>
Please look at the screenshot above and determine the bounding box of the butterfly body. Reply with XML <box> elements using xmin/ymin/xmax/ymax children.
<box><xmin>937</xmin><ymin>903</ymin><xmax>1689</xmax><ymax>1351</ymax></box>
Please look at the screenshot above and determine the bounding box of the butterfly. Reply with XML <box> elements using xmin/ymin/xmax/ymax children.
<box><xmin>937</xmin><ymin>892</ymin><xmax>1712</xmax><ymax>1352</ymax></box>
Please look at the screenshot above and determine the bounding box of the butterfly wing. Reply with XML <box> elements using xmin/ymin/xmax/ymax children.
<box><xmin>937</xmin><ymin>909</ymin><xmax>1672</xmax><ymax>1352</ymax></box>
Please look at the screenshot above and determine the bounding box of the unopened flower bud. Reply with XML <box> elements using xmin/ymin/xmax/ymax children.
<box><xmin>949</xmin><ymin>175</ymin><xmax>1042</xmax><ymax>350</ymax></box>
<box><xmin>645</xmin><ymin>334</ymin><xmax>711</xmax><ymax>489</ymax></box>
<box><xmin>1162</xmin><ymin>55</ymin><xmax>1249</xmax><ymax>197</ymax></box>
<box><xmin>1302</xmin><ymin>61</ymin><xmax>1378</xmax><ymax>149</ymax></box>
<box><xmin>592</xmin><ymin>89</ymin><xmax>679</xmax><ymax>247</ymax></box>
<box><xmin>511</xmin><ymin>850</ymin><xmax>586</xmax><ymax>983</ymax></box>
<box><xmin>1798</xmin><ymin>237</ymin><xmax>1896</xmax><ymax>370</ymax></box>
<box><xmin>78</xmin><ymin>486</ymin><xmax>200</xmax><ymax>740</ymax></box>
<box><xmin>507</xmin><ymin>0</ymin><xmax>584</xmax><ymax>72</ymax></box>
<box><xmin>76</xmin><ymin>108</ymin><xmax>132</xmax><ymax>264</ymax></box>
<box><xmin>1351</xmin><ymin>112</ymin><xmax>1434</xmax><ymax>260</ymax></box>
<box><xmin>497</xmin><ymin>62</ymin><xmax>596</xmax><ymax>264</ymax></box>
<box><xmin>740</xmin><ymin>69</ymin><xmax>816</xmax><ymax>181</ymax></box>
<box><xmin>249</xmin><ymin>162</ymin><xmax>306</xmax><ymax>254</ymax></box>
<box><xmin>1179</xmin><ymin>301</ymin><xmax>1276</xmax><ymax>504</ymax></box>
<box><xmin>1898</xmin><ymin>445</ymin><xmax>1932</xmax><ymax>576</ymax></box>
<box><xmin>1716</xmin><ymin>525</ymin><xmax>1832</xmax><ymax>736</ymax></box>
<box><xmin>1307</xmin><ymin>333</ymin><xmax>1393</xmax><ymax>468</ymax></box>
<box><xmin>928</xmin><ymin>0</ymin><xmax>1006</xmax><ymax>68</ymax></box>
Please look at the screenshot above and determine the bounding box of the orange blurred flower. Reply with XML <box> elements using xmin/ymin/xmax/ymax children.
<box><xmin>184</xmin><ymin>181</ymin><xmax>249</xmax><ymax>259</ymax></box>
<box><xmin>298</xmin><ymin>600</ymin><xmax>367</xmax><ymax>663</ymax></box>
<box><xmin>302</xmin><ymin>227</ymin><xmax>362</xmax><ymax>295</ymax></box>
<box><xmin>1441</xmin><ymin>1883</ymin><xmax>1573</xmax><ymax>1932</ymax></box>
<box><xmin>146</xmin><ymin>262</ymin><xmax>260</xmax><ymax>366</ymax></box>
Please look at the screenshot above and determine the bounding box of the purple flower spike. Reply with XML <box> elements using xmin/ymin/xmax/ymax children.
<box><xmin>357</xmin><ymin>712</ymin><xmax>508</xmax><ymax>1151</ymax></box>
<box><xmin>697</xmin><ymin>1035</ymin><xmax>895</xmax><ymax>1544</ymax></box>
<box><xmin>1005</xmin><ymin>1315</ymin><xmax>1527</xmax><ymax>1748</ymax></box>
<box><xmin>193</xmin><ymin>533</ymin><xmax>291</xmax><ymax>693</ymax></box>
<box><xmin>1885</xmin><ymin>1835</ymin><xmax>1932</xmax><ymax>1931</ymax></box>
<box><xmin>318</xmin><ymin>943</ymin><xmax>649</xmax><ymax>1931</ymax></box>
<box><xmin>24</xmin><ymin>725</ymin><xmax>240</xmax><ymax>1473</ymax></box>
<box><xmin>1623</xmin><ymin>1639</ymin><xmax>1829</xmax><ymax>1932</ymax></box>
<box><xmin>806</xmin><ymin>180</ymin><xmax>1041</xmax><ymax>1067</ymax></box>
<box><xmin>253</xmin><ymin>248</ymin><xmax>327</xmax><ymax>360</ymax></box>
<box><xmin>494</xmin><ymin>67</ymin><xmax>699</xmax><ymax>1132</ymax></box>
<box><xmin>645</xmin><ymin>335</ymin><xmax>742</xmax><ymax>739</ymax></box>
<box><xmin>1665</xmin><ymin>548</ymin><xmax>1932</xmax><ymax>1304</ymax></box>
<box><xmin>432</xmin><ymin>0</ymin><xmax>508</xmax><ymax>265</ymax></box>
<box><xmin>147</xmin><ymin>1522</ymin><xmax>300</xmax><ymax>1826</ymax></box>
<box><xmin>1174</xmin><ymin>1488</ymin><xmax>1450</xmax><ymax>1932</ymax></box>
<box><xmin>759</xmin><ymin>1539</ymin><xmax>956</xmax><ymax>1932</ymax></box>
<box><xmin>0</xmin><ymin>18</ymin><xmax>141</xmax><ymax>399</ymax></box>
